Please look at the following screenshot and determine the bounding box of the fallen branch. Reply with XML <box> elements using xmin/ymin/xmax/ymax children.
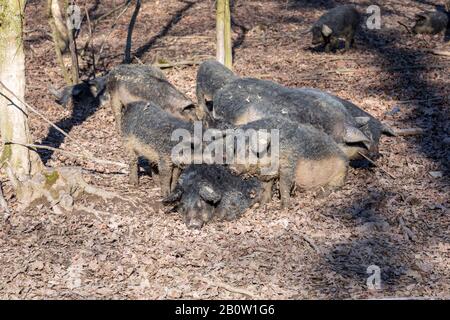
<box><xmin>5</xmin><ymin>142</ymin><xmax>127</xmax><ymax>168</ymax></box>
<box><xmin>301</xmin><ymin>235</ymin><xmax>321</xmax><ymax>254</ymax></box>
<box><xmin>394</xmin><ymin>128</ymin><xmax>424</xmax><ymax>136</ymax></box>
<box><xmin>94</xmin><ymin>0</ymin><xmax>131</xmax><ymax>24</ymax></box>
<box><xmin>396</xmin><ymin>97</ymin><xmax>442</xmax><ymax>104</ymax></box>
<box><xmin>426</xmin><ymin>49</ymin><xmax>450</xmax><ymax>57</ymax></box>
<box><xmin>358</xmin><ymin>152</ymin><xmax>397</xmax><ymax>180</ymax></box>
<box><xmin>197</xmin><ymin>277</ymin><xmax>259</xmax><ymax>299</ymax></box>
<box><xmin>397</xmin><ymin>21</ymin><xmax>411</xmax><ymax>33</ymax></box>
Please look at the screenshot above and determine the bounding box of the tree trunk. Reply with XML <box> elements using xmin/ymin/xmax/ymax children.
<box><xmin>0</xmin><ymin>0</ymin><xmax>122</xmax><ymax>211</ymax></box>
<box><xmin>0</xmin><ymin>0</ymin><xmax>37</xmax><ymax>180</ymax></box>
<box><xmin>216</xmin><ymin>0</ymin><xmax>232</xmax><ymax>69</ymax></box>
<box><xmin>48</xmin><ymin>0</ymin><xmax>71</xmax><ymax>84</ymax></box>
<box><xmin>50</xmin><ymin>0</ymin><xmax>69</xmax><ymax>52</ymax></box>
<box><xmin>65</xmin><ymin>0</ymin><xmax>79</xmax><ymax>84</ymax></box>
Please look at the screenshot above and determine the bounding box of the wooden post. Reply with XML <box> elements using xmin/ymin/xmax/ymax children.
<box><xmin>216</xmin><ymin>0</ymin><xmax>232</xmax><ymax>69</ymax></box>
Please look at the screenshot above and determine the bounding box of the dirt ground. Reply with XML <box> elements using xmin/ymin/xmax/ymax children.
<box><xmin>0</xmin><ymin>0</ymin><xmax>449</xmax><ymax>299</ymax></box>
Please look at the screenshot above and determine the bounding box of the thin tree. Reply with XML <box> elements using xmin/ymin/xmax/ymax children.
<box><xmin>48</xmin><ymin>0</ymin><xmax>71</xmax><ymax>84</ymax></box>
<box><xmin>216</xmin><ymin>0</ymin><xmax>232</xmax><ymax>69</ymax></box>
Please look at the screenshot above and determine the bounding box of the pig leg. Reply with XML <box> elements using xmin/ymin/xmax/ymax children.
<box><xmin>128</xmin><ymin>150</ymin><xmax>139</xmax><ymax>186</ymax></box>
<box><xmin>261</xmin><ymin>180</ymin><xmax>274</xmax><ymax>204</ymax></box>
<box><xmin>279</xmin><ymin>170</ymin><xmax>293</xmax><ymax>208</ymax></box>
<box><xmin>110</xmin><ymin>91</ymin><xmax>123</xmax><ymax>133</ymax></box>
<box><xmin>158</xmin><ymin>158</ymin><xmax>173</xmax><ymax>197</ymax></box>
<box><xmin>345</xmin><ymin>31</ymin><xmax>355</xmax><ymax>51</ymax></box>
<box><xmin>170</xmin><ymin>166</ymin><xmax>181</xmax><ymax>192</ymax></box>
<box><xmin>330</xmin><ymin>37</ymin><xmax>339</xmax><ymax>52</ymax></box>
<box><xmin>324</xmin><ymin>41</ymin><xmax>332</xmax><ymax>53</ymax></box>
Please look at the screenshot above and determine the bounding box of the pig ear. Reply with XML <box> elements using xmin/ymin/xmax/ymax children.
<box><xmin>321</xmin><ymin>24</ymin><xmax>333</xmax><ymax>37</ymax></box>
<box><xmin>199</xmin><ymin>183</ymin><xmax>222</xmax><ymax>204</ymax></box>
<box><xmin>344</xmin><ymin>125</ymin><xmax>372</xmax><ymax>149</ymax></box>
<box><xmin>88</xmin><ymin>76</ymin><xmax>107</xmax><ymax>97</ymax></box>
<box><xmin>162</xmin><ymin>186</ymin><xmax>183</xmax><ymax>204</ymax></box>
<box><xmin>415</xmin><ymin>13</ymin><xmax>427</xmax><ymax>21</ymax></box>
<box><xmin>354</xmin><ymin>116</ymin><xmax>370</xmax><ymax>126</ymax></box>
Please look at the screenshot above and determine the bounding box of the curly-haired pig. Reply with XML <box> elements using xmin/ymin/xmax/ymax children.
<box><xmin>51</xmin><ymin>64</ymin><xmax>195</xmax><ymax>131</ymax></box>
<box><xmin>212</xmin><ymin>78</ymin><xmax>373</xmax><ymax>159</ymax></box>
<box><xmin>163</xmin><ymin>164</ymin><xmax>262</xmax><ymax>229</ymax></box>
<box><xmin>412</xmin><ymin>11</ymin><xmax>448</xmax><ymax>34</ymax></box>
<box><xmin>311</xmin><ymin>5</ymin><xmax>361</xmax><ymax>52</ymax></box>
<box><xmin>297</xmin><ymin>88</ymin><xmax>396</xmax><ymax>159</ymax></box>
<box><xmin>196</xmin><ymin>59</ymin><xmax>238</xmax><ymax>120</ymax></box>
<box><xmin>121</xmin><ymin>101</ymin><xmax>202</xmax><ymax>197</ymax></box>
<box><xmin>225</xmin><ymin>117</ymin><xmax>349</xmax><ymax>208</ymax></box>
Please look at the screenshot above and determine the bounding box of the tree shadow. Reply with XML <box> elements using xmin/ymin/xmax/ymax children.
<box><xmin>39</xmin><ymin>83</ymin><xmax>102</xmax><ymax>164</ymax></box>
<box><xmin>133</xmin><ymin>0</ymin><xmax>196</xmax><ymax>60</ymax></box>
<box><xmin>230</xmin><ymin>0</ymin><xmax>249</xmax><ymax>56</ymax></box>
<box><xmin>358</xmin><ymin>28</ymin><xmax>449</xmax><ymax>174</ymax></box>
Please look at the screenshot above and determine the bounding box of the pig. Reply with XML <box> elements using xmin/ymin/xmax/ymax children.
<box><xmin>51</xmin><ymin>64</ymin><xmax>195</xmax><ymax>132</ymax></box>
<box><xmin>163</xmin><ymin>164</ymin><xmax>262</xmax><ymax>229</ymax></box>
<box><xmin>94</xmin><ymin>64</ymin><xmax>196</xmax><ymax>131</ymax></box>
<box><xmin>196</xmin><ymin>59</ymin><xmax>238</xmax><ymax>119</ymax></box>
<box><xmin>412</xmin><ymin>11</ymin><xmax>448</xmax><ymax>35</ymax></box>
<box><xmin>311</xmin><ymin>5</ymin><xmax>361</xmax><ymax>52</ymax></box>
<box><xmin>297</xmin><ymin>88</ymin><xmax>396</xmax><ymax>158</ymax></box>
<box><xmin>212</xmin><ymin>77</ymin><xmax>373</xmax><ymax>159</ymax></box>
<box><xmin>226</xmin><ymin>117</ymin><xmax>349</xmax><ymax>208</ymax></box>
<box><xmin>121</xmin><ymin>101</ymin><xmax>201</xmax><ymax>197</ymax></box>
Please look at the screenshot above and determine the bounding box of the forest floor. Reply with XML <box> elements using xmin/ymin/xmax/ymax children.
<box><xmin>0</xmin><ymin>0</ymin><xmax>449</xmax><ymax>299</ymax></box>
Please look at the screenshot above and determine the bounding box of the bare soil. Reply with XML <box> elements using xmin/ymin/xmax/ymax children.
<box><xmin>0</xmin><ymin>0</ymin><xmax>448</xmax><ymax>299</ymax></box>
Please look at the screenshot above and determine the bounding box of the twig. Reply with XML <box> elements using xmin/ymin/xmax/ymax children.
<box><xmin>5</xmin><ymin>142</ymin><xmax>127</xmax><ymax>168</ymax></box>
<box><xmin>197</xmin><ymin>277</ymin><xmax>259</xmax><ymax>299</ymax></box>
<box><xmin>96</xmin><ymin>1</ymin><xmax>132</xmax><ymax>65</ymax></box>
<box><xmin>397</xmin><ymin>21</ymin><xmax>411</xmax><ymax>33</ymax></box>
<box><xmin>0</xmin><ymin>80</ymin><xmax>93</xmax><ymax>158</ymax></box>
<box><xmin>396</xmin><ymin>97</ymin><xmax>442</xmax><ymax>104</ymax></box>
<box><xmin>394</xmin><ymin>128</ymin><xmax>424</xmax><ymax>136</ymax></box>
<box><xmin>301</xmin><ymin>235</ymin><xmax>321</xmax><ymax>254</ymax></box>
<box><xmin>425</xmin><ymin>49</ymin><xmax>450</xmax><ymax>57</ymax></box>
<box><xmin>358</xmin><ymin>152</ymin><xmax>397</xmax><ymax>180</ymax></box>
<box><xmin>94</xmin><ymin>0</ymin><xmax>130</xmax><ymax>23</ymax></box>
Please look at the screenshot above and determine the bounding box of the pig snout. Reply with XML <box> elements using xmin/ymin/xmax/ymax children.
<box><xmin>186</xmin><ymin>218</ymin><xmax>204</xmax><ymax>230</ymax></box>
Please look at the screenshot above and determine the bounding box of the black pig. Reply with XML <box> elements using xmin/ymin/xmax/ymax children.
<box><xmin>311</xmin><ymin>5</ymin><xmax>361</xmax><ymax>52</ymax></box>
<box><xmin>196</xmin><ymin>59</ymin><xmax>238</xmax><ymax>119</ymax></box>
<box><xmin>121</xmin><ymin>101</ymin><xmax>202</xmax><ymax>196</ymax></box>
<box><xmin>412</xmin><ymin>11</ymin><xmax>448</xmax><ymax>35</ymax></box>
<box><xmin>164</xmin><ymin>164</ymin><xmax>262</xmax><ymax>229</ymax></box>
<box><xmin>226</xmin><ymin>117</ymin><xmax>349</xmax><ymax>208</ymax></box>
<box><xmin>212</xmin><ymin>78</ymin><xmax>373</xmax><ymax>159</ymax></box>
